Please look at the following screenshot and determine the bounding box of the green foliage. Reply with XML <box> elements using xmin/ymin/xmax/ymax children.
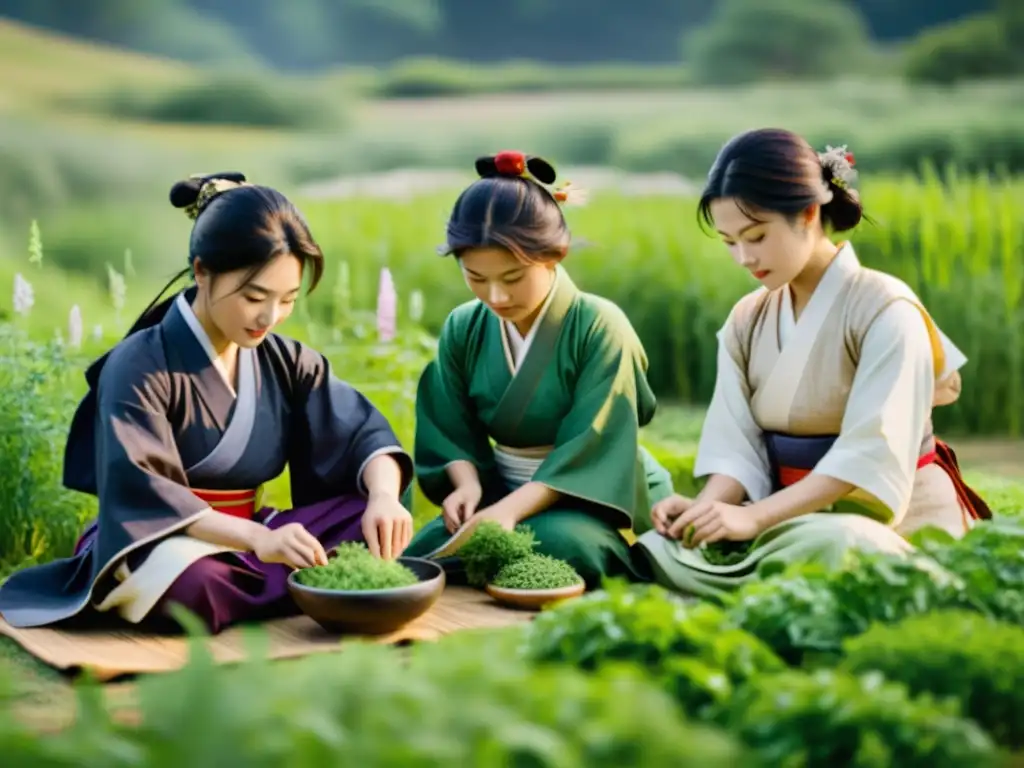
<box><xmin>491</xmin><ymin>554</ymin><xmax>582</xmax><ymax>589</ymax></box>
<box><xmin>842</xmin><ymin>610</ymin><xmax>1024</xmax><ymax>749</ymax></box>
<box><xmin>910</xmin><ymin>519</ymin><xmax>1024</xmax><ymax>624</ymax></box>
<box><xmin>685</xmin><ymin>0</ymin><xmax>872</xmax><ymax>84</ymax></box>
<box><xmin>0</xmin><ymin>323</ymin><xmax>96</xmax><ymax>575</ymax></box>
<box><xmin>361</xmin><ymin>58</ymin><xmax>691</xmax><ymax>98</ymax></box>
<box><xmin>721</xmin><ymin>668</ymin><xmax>1000</xmax><ymax>768</ymax></box>
<box><xmin>81</xmin><ymin>71</ymin><xmax>346</xmax><ymax>130</ymax></box>
<box><xmin>903</xmin><ymin>14</ymin><xmax>1022</xmax><ymax>85</ymax></box>
<box><xmin>456</xmin><ymin>522</ymin><xmax>537</xmax><ymax>587</ymax></box>
<box><xmin>520</xmin><ymin>581</ymin><xmax>785</xmax><ymax>718</ymax></box>
<box><xmin>293</xmin><ymin>543</ymin><xmax>420</xmax><ymax>590</ymax></box>
<box><xmin>0</xmin><ymin>636</ymin><xmax>746</xmax><ymax>765</ymax></box>
<box><xmin>724</xmin><ymin>551</ymin><xmax>977</xmax><ymax>665</ymax></box>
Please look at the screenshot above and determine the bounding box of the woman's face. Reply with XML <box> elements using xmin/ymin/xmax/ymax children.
<box><xmin>710</xmin><ymin>197</ymin><xmax>818</xmax><ymax>291</ymax></box>
<box><xmin>195</xmin><ymin>252</ymin><xmax>302</xmax><ymax>348</ymax></box>
<box><xmin>458</xmin><ymin>246</ymin><xmax>557</xmax><ymax>326</ymax></box>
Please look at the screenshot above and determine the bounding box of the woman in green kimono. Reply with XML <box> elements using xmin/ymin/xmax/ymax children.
<box><xmin>403</xmin><ymin>151</ymin><xmax>674</xmax><ymax>587</ymax></box>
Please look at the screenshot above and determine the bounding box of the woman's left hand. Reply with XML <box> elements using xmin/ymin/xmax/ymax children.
<box><xmin>666</xmin><ymin>499</ymin><xmax>763</xmax><ymax>547</ymax></box>
<box><xmin>361</xmin><ymin>493</ymin><xmax>414</xmax><ymax>559</ymax></box>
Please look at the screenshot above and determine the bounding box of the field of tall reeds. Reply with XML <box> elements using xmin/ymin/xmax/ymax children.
<box><xmin>295</xmin><ymin>167</ymin><xmax>1024</xmax><ymax>437</ymax></box>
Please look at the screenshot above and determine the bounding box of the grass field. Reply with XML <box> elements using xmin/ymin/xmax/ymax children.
<box><xmin>1</xmin><ymin>20</ymin><xmax>1023</xmax><ymax>753</ymax></box>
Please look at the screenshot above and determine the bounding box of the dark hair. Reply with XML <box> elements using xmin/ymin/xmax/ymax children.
<box><xmin>125</xmin><ymin>171</ymin><xmax>325</xmax><ymax>337</ymax></box>
<box><xmin>697</xmin><ymin>128</ymin><xmax>864</xmax><ymax>235</ymax></box>
<box><xmin>441</xmin><ymin>151</ymin><xmax>571</xmax><ymax>263</ymax></box>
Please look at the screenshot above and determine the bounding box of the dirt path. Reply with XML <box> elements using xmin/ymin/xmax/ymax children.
<box><xmin>951</xmin><ymin>439</ymin><xmax>1024</xmax><ymax>479</ymax></box>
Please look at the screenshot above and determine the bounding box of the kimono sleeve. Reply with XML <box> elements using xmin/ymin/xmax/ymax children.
<box><xmin>693</xmin><ymin>308</ymin><xmax>773</xmax><ymax>502</ymax></box>
<box><xmin>530</xmin><ymin>304</ymin><xmax>655</xmax><ymax>530</ymax></box>
<box><xmin>813</xmin><ymin>299</ymin><xmax>935</xmax><ymax>526</ymax></box>
<box><xmin>94</xmin><ymin>344</ymin><xmax>213</xmax><ymax>557</ymax></box>
<box><xmin>413</xmin><ymin>311</ymin><xmax>496</xmax><ymax>506</ymax></box>
<box><xmin>286</xmin><ymin>341</ymin><xmax>414</xmax><ymax>507</ymax></box>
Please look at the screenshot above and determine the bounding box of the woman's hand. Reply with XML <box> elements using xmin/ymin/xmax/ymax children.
<box><xmin>362</xmin><ymin>493</ymin><xmax>414</xmax><ymax>559</ymax></box>
<box><xmin>650</xmin><ymin>494</ymin><xmax>694</xmax><ymax>535</ymax></box>
<box><xmin>253</xmin><ymin>523</ymin><xmax>329</xmax><ymax>569</ymax></box>
<box><xmin>442</xmin><ymin>481</ymin><xmax>483</xmax><ymax>533</ymax></box>
<box><xmin>666</xmin><ymin>499</ymin><xmax>763</xmax><ymax>547</ymax></box>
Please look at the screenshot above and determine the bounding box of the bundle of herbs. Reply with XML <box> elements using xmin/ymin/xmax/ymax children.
<box><xmin>294</xmin><ymin>542</ymin><xmax>419</xmax><ymax>591</ymax></box>
<box><xmin>491</xmin><ymin>554</ymin><xmax>583</xmax><ymax>590</ymax></box>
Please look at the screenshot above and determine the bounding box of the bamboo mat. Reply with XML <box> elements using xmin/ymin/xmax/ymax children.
<box><xmin>0</xmin><ymin>587</ymin><xmax>532</xmax><ymax>682</ymax></box>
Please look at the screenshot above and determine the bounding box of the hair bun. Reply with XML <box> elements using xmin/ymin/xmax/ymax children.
<box><xmin>475</xmin><ymin>152</ymin><xmax>557</xmax><ymax>186</ymax></box>
<box><xmin>169</xmin><ymin>171</ymin><xmax>247</xmax><ymax>210</ymax></box>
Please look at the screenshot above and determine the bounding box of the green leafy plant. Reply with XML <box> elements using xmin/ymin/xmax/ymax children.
<box><xmin>521</xmin><ymin>581</ymin><xmax>784</xmax><ymax>718</ymax></box>
<box><xmin>725</xmin><ymin>551</ymin><xmax>977</xmax><ymax>665</ymax></box>
<box><xmin>720</xmin><ymin>668</ymin><xmax>1000</xmax><ymax>768</ymax></box>
<box><xmin>294</xmin><ymin>543</ymin><xmax>419</xmax><ymax>591</ymax></box>
<box><xmin>910</xmin><ymin>519</ymin><xmax>1024</xmax><ymax>625</ymax></box>
<box><xmin>491</xmin><ymin>554</ymin><xmax>582</xmax><ymax>590</ymax></box>
<box><xmin>842</xmin><ymin>610</ymin><xmax>1024</xmax><ymax>749</ymax></box>
<box><xmin>456</xmin><ymin>522</ymin><xmax>537</xmax><ymax>587</ymax></box>
<box><xmin>2</xmin><ymin>625</ymin><xmax>746</xmax><ymax>766</ymax></box>
<box><xmin>702</xmin><ymin>540</ymin><xmax>754</xmax><ymax>566</ymax></box>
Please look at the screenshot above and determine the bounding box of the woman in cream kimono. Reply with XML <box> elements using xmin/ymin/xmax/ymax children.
<box><xmin>403</xmin><ymin>151</ymin><xmax>674</xmax><ymax>588</ymax></box>
<box><xmin>634</xmin><ymin>130</ymin><xmax>990</xmax><ymax>600</ymax></box>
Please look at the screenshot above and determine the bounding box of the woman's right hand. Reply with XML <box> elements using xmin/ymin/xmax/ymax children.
<box><xmin>442</xmin><ymin>481</ymin><xmax>483</xmax><ymax>533</ymax></box>
<box><xmin>650</xmin><ymin>494</ymin><xmax>694</xmax><ymax>535</ymax></box>
<box><xmin>253</xmin><ymin>523</ymin><xmax>329</xmax><ymax>569</ymax></box>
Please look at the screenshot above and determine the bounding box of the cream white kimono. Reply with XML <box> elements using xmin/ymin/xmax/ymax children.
<box><xmin>636</xmin><ymin>243</ymin><xmax>976</xmax><ymax>599</ymax></box>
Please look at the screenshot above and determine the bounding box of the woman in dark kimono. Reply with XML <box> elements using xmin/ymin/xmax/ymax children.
<box><xmin>0</xmin><ymin>172</ymin><xmax>415</xmax><ymax>635</ymax></box>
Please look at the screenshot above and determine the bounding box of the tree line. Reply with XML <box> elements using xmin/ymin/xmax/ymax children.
<box><xmin>0</xmin><ymin>0</ymin><xmax>991</xmax><ymax>70</ymax></box>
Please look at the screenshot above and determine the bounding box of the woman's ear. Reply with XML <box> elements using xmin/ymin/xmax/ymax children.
<box><xmin>192</xmin><ymin>258</ymin><xmax>208</xmax><ymax>289</ymax></box>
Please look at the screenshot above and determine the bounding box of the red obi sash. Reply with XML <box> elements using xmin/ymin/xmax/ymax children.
<box><xmin>777</xmin><ymin>450</ymin><xmax>938</xmax><ymax>487</ymax></box>
<box><xmin>191</xmin><ymin>487</ymin><xmax>261</xmax><ymax>520</ymax></box>
<box><xmin>765</xmin><ymin>433</ymin><xmax>991</xmax><ymax>523</ymax></box>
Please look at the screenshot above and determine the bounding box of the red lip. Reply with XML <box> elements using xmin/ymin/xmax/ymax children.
<box><xmin>245</xmin><ymin>328</ymin><xmax>268</xmax><ymax>339</ymax></box>
<box><xmin>753</xmin><ymin>270</ymin><xmax>770</xmax><ymax>280</ymax></box>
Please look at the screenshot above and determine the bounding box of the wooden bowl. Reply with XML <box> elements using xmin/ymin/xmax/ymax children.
<box><xmin>287</xmin><ymin>556</ymin><xmax>445</xmax><ymax>635</ymax></box>
<box><xmin>484</xmin><ymin>580</ymin><xmax>586</xmax><ymax>611</ymax></box>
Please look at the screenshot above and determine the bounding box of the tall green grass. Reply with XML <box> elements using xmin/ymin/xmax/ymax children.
<box><xmin>295</xmin><ymin>168</ymin><xmax>1024</xmax><ymax>437</ymax></box>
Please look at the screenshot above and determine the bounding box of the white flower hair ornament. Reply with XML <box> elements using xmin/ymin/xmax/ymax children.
<box><xmin>818</xmin><ymin>144</ymin><xmax>857</xmax><ymax>191</ymax></box>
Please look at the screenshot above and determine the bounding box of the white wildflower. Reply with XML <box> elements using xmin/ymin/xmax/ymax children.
<box><xmin>12</xmin><ymin>273</ymin><xmax>34</xmax><ymax>316</ymax></box>
<box><xmin>68</xmin><ymin>305</ymin><xmax>83</xmax><ymax>350</ymax></box>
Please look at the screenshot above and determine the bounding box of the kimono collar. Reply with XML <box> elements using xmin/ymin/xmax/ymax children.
<box><xmin>163</xmin><ymin>287</ymin><xmax>237</xmax><ymax>392</ymax></box>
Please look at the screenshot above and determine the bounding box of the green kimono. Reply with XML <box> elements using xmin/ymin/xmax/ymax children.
<box><xmin>404</xmin><ymin>267</ymin><xmax>674</xmax><ymax>587</ymax></box>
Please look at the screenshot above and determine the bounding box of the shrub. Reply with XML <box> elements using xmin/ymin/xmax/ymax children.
<box><xmin>721</xmin><ymin>668</ymin><xmax>1000</xmax><ymax>768</ymax></box>
<box><xmin>362</xmin><ymin>58</ymin><xmax>690</xmax><ymax>98</ymax></box>
<box><xmin>724</xmin><ymin>552</ymin><xmax>977</xmax><ymax>665</ymax></box>
<box><xmin>910</xmin><ymin>519</ymin><xmax>1024</xmax><ymax>624</ymax></box>
<box><xmin>83</xmin><ymin>72</ymin><xmax>345</xmax><ymax>130</ymax></box>
<box><xmin>904</xmin><ymin>14</ymin><xmax>1020</xmax><ymax>85</ymax></box>
<box><xmin>520</xmin><ymin>580</ymin><xmax>784</xmax><ymax>718</ymax></box>
<box><xmin>0</xmin><ymin>322</ymin><xmax>96</xmax><ymax>577</ymax></box>
<box><xmin>685</xmin><ymin>0</ymin><xmax>873</xmax><ymax>85</ymax></box>
<box><xmin>842</xmin><ymin>610</ymin><xmax>1024</xmax><ymax>749</ymax></box>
